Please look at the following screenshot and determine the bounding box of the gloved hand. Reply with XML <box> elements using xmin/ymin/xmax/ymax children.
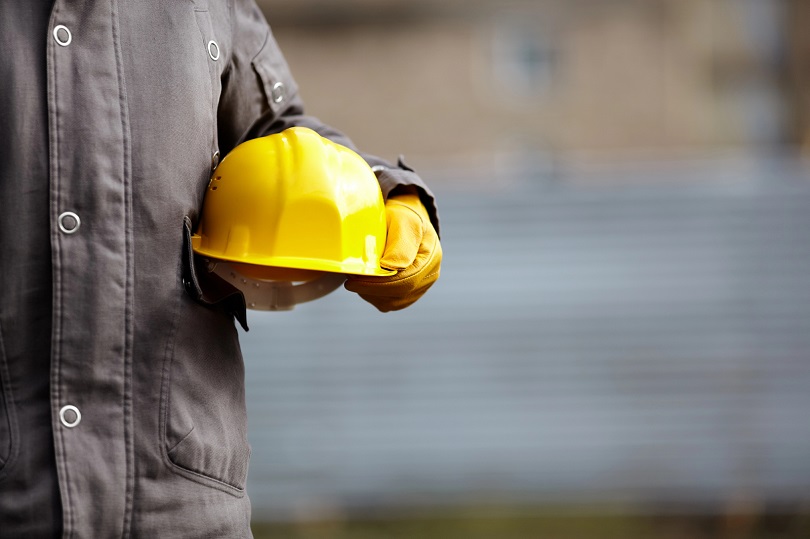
<box><xmin>344</xmin><ymin>191</ymin><xmax>442</xmax><ymax>312</ymax></box>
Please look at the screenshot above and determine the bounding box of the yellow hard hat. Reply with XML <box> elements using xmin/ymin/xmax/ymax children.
<box><xmin>191</xmin><ymin>126</ymin><xmax>395</xmax><ymax>310</ymax></box>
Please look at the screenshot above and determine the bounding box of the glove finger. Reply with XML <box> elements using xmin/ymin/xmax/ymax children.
<box><xmin>345</xmin><ymin>229</ymin><xmax>441</xmax><ymax>312</ymax></box>
<box><xmin>379</xmin><ymin>200</ymin><xmax>424</xmax><ymax>271</ymax></box>
<box><xmin>357</xmin><ymin>268</ymin><xmax>440</xmax><ymax>312</ymax></box>
<box><xmin>345</xmin><ymin>226</ymin><xmax>438</xmax><ymax>291</ymax></box>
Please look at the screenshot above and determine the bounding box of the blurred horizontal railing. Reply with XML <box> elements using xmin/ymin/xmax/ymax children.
<box><xmin>240</xmin><ymin>154</ymin><xmax>810</xmax><ymax>520</ymax></box>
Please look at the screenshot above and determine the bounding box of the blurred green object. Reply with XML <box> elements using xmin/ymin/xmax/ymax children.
<box><xmin>252</xmin><ymin>508</ymin><xmax>810</xmax><ymax>539</ymax></box>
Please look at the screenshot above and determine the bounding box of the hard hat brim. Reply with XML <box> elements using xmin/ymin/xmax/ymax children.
<box><xmin>192</xmin><ymin>243</ymin><xmax>397</xmax><ymax>278</ymax></box>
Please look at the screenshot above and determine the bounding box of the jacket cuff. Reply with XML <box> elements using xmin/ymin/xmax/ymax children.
<box><xmin>370</xmin><ymin>156</ymin><xmax>441</xmax><ymax>238</ymax></box>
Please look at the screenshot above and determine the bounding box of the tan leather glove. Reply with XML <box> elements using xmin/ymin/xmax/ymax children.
<box><xmin>344</xmin><ymin>192</ymin><xmax>442</xmax><ymax>312</ymax></box>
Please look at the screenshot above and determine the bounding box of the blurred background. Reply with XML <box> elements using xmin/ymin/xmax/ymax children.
<box><xmin>243</xmin><ymin>0</ymin><xmax>810</xmax><ymax>537</ymax></box>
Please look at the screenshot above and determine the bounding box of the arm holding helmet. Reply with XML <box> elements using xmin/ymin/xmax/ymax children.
<box><xmin>217</xmin><ymin>0</ymin><xmax>441</xmax><ymax>311</ymax></box>
<box><xmin>255</xmin><ymin>109</ymin><xmax>443</xmax><ymax>312</ymax></box>
<box><xmin>343</xmin><ymin>186</ymin><xmax>442</xmax><ymax>312</ymax></box>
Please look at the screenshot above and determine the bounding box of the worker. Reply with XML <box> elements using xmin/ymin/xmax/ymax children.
<box><xmin>0</xmin><ymin>1</ymin><xmax>441</xmax><ymax>537</ymax></box>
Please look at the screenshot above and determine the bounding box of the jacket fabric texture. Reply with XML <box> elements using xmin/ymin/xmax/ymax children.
<box><xmin>0</xmin><ymin>1</ymin><xmax>438</xmax><ymax>537</ymax></box>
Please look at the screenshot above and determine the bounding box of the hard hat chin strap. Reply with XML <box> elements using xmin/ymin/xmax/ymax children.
<box><xmin>209</xmin><ymin>262</ymin><xmax>345</xmax><ymax>311</ymax></box>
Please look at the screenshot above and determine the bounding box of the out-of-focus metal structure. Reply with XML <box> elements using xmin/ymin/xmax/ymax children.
<box><xmin>240</xmin><ymin>0</ymin><xmax>810</xmax><ymax>521</ymax></box>
<box><xmin>241</xmin><ymin>155</ymin><xmax>810</xmax><ymax>519</ymax></box>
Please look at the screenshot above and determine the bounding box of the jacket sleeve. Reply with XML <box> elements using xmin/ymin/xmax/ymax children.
<box><xmin>217</xmin><ymin>0</ymin><xmax>440</xmax><ymax>235</ymax></box>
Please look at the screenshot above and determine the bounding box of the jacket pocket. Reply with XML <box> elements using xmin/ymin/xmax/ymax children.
<box><xmin>160</xmin><ymin>231</ymin><xmax>251</xmax><ymax>494</ymax></box>
<box><xmin>181</xmin><ymin>216</ymin><xmax>248</xmax><ymax>331</ymax></box>
<box><xmin>0</xmin><ymin>327</ymin><xmax>19</xmax><ymax>479</ymax></box>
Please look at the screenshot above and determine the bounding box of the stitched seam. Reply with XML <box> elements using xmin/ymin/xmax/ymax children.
<box><xmin>165</xmin><ymin>459</ymin><xmax>246</xmax><ymax>495</ymax></box>
<box><xmin>110</xmin><ymin>1</ymin><xmax>136</xmax><ymax>535</ymax></box>
<box><xmin>159</xmin><ymin>253</ymin><xmax>186</xmax><ymax>484</ymax></box>
<box><xmin>166</xmin><ymin>425</ymin><xmax>195</xmax><ymax>454</ymax></box>
<box><xmin>46</xmin><ymin>4</ymin><xmax>75</xmax><ymax>535</ymax></box>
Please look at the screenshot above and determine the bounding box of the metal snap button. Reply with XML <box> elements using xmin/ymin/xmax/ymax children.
<box><xmin>53</xmin><ymin>25</ymin><xmax>72</xmax><ymax>47</ymax></box>
<box><xmin>271</xmin><ymin>81</ymin><xmax>286</xmax><ymax>104</ymax></box>
<box><xmin>59</xmin><ymin>405</ymin><xmax>82</xmax><ymax>428</ymax></box>
<box><xmin>58</xmin><ymin>211</ymin><xmax>81</xmax><ymax>234</ymax></box>
<box><xmin>207</xmin><ymin>40</ymin><xmax>220</xmax><ymax>61</ymax></box>
<box><xmin>211</xmin><ymin>150</ymin><xmax>220</xmax><ymax>170</ymax></box>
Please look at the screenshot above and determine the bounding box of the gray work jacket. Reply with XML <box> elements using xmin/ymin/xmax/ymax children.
<box><xmin>0</xmin><ymin>1</ymin><xmax>438</xmax><ymax>537</ymax></box>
